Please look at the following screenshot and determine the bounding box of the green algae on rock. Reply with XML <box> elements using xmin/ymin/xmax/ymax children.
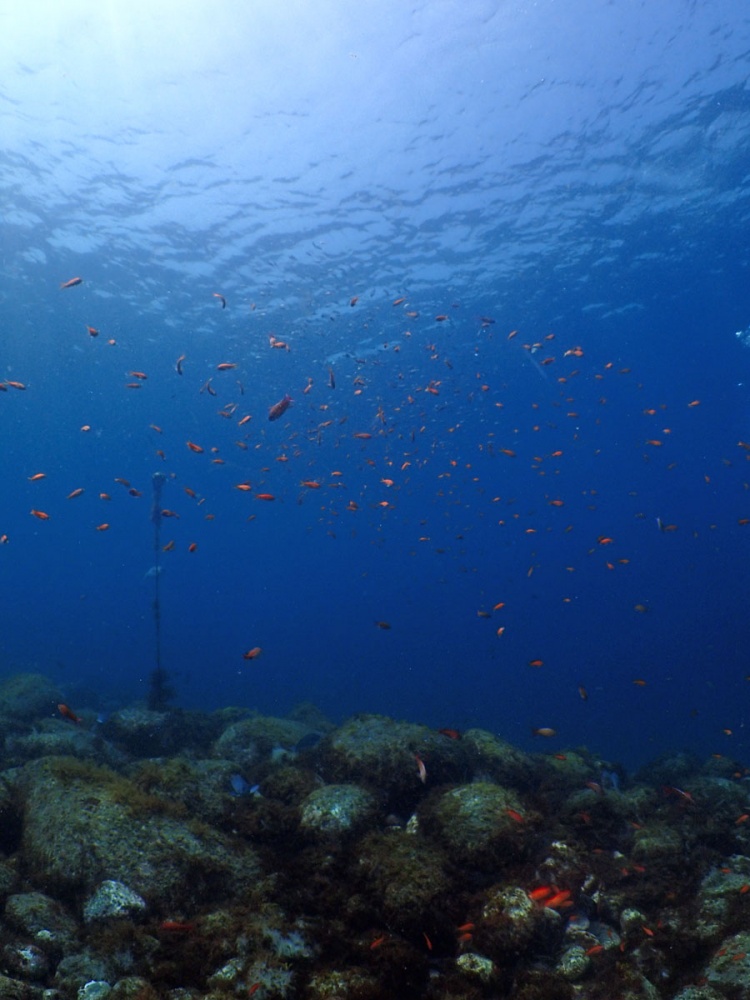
<box><xmin>353</xmin><ymin>830</ymin><xmax>450</xmax><ymax>931</ymax></box>
<box><xmin>299</xmin><ymin>783</ymin><xmax>376</xmax><ymax>836</ymax></box>
<box><xmin>422</xmin><ymin>781</ymin><xmax>530</xmax><ymax>865</ymax></box>
<box><xmin>18</xmin><ymin>756</ymin><xmax>261</xmax><ymax>906</ymax></box>
<box><xmin>315</xmin><ymin>714</ymin><xmax>470</xmax><ymax>808</ymax></box>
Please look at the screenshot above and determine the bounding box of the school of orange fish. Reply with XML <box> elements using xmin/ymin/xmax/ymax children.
<box><xmin>4</xmin><ymin>277</ymin><xmax>749</xmax><ymax>748</ymax></box>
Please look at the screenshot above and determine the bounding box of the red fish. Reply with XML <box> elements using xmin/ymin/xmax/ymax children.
<box><xmin>159</xmin><ymin>920</ymin><xmax>194</xmax><ymax>933</ymax></box>
<box><xmin>268</xmin><ymin>394</ymin><xmax>292</xmax><ymax>421</ymax></box>
<box><xmin>58</xmin><ymin>703</ymin><xmax>82</xmax><ymax>724</ymax></box>
<box><xmin>60</xmin><ymin>276</ymin><xmax>83</xmax><ymax>289</ymax></box>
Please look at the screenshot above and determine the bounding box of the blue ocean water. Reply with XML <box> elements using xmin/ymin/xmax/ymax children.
<box><xmin>1</xmin><ymin>0</ymin><xmax>749</xmax><ymax>770</ymax></box>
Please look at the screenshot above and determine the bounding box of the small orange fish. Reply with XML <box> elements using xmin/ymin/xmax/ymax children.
<box><xmin>30</xmin><ymin>509</ymin><xmax>49</xmax><ymax>520</ymax></box>
<box><xmin>27</xmin><ymin>473</ymin><xmax>46</xmax><ymax>481</ymax></box>
<box><xmin>160</xmin><ymin>920</ymin><xmax>195</xmax><ymax>933</ymax></box>
<box><xmin>437</xmin><ymin>728</ymin><xmax>461</xmax><ymax>740</ymax></box>
<box><xmin>532</xmin><ymin>727</ymin><xmax>556</xmax><ymax>738</ymax></box>
<box><xmin>86</xmin><ymin>326</ymin><xmax>99</xmax><ymax>337</ymax></box>
<box><xmin>353</xmin><ymin>432</ymin><xmax>372</xmax><ymax>440</ymax></box>
<box><xmin>212</xmin><ymin>292</ymin><xmax>227</xmax><ymax>308</ymax></box>
<box><xmin>545</xmin><ymin>890</ymin><xmax>572</xmax><ymax>909</ymax></box>
<box><xmin>375</xmin><ymin>621</ymin><xmax>391</xmax><ymax>629</ymax></box>
<box><xmin>578</xmin><ymin>685</ymin><xmax>588</xmax><ymax>701</ymax></box>
<box><xmin>95</xmin><ymin>523</ymin><xmax>110</xmax><ymax>531</ymax></box>
<box><xmin>6</xmin><ymin>380</ymin><xmax>26</xmax><ymax>390</ymax></box>
<box><xmin>187</xmin><ymin>441</ymin><xmax>204</xmax><ymax>453</ymax></box>
<box><xmin>435</xmin><ymin>314</ymin><xmax>448</xmax><ymax>322</ymax></box>
<box><xmin>188</xmin><ymin>542</ymin><xmax>197</xmax><ymax>552</ymax></box>
<box><xmin>243</xmin><ymin>647</ymin><xmax>262</xmax><ymax>660</ymax></box>
<box><xmin>60</xmin><ymin>276</ymin><xmax>83</xmax><ymax>289</ymax></box>
<box><xmin>255</xmin><ymin>493</ymin><xmax>275</xmax><ymax>501</ymax></box>
<box><xmin>349</xmin><ymin>295</ymin><xmax>359</xmax><ymax>306</ymax></box>
<box><xmin>586</xmin><ymin>944</ymin><xmax>604</xmax><ymax>957</ymax></box>
<box><xmin>129</xmin><ymin>371</ymin><xmax>148</xmax><ymax>380</ymax></box>
<box><xmin>415</xmin><ymin>753</ymin><xmax>427</xmax><ymax>784</ymax></box>
<box><xmin>162</xmin><ymin>540</ymin><xmax>175</xmax><ymax>552</ymax></box>
<box><xmin>301</xmin><ymin>481</ymin><xmax>321</xmax><ymax>489</ymax></box>
<box><xmin>369</xmin><ymin>935</ymin><xmax>386</xmax><ymax>950</ymax></box>
<box><xmin>632</xmin><ymin>678</ymin><xmax>647</xmax><ymax>686</ymax></box>
<box><xmin>216</xmin><ymin>362</ymin><xmax>237</xmax><ymax>371</ymax></box>
<box><xmin>234</xmin><ymin>483</ymin><xmax>252</xmax><ymax>492</ymax></box>
<box><xmin>505</xmin><ymin>808</ymin><xmax>525</xmax><ymax>823</ymax></box>
<box><xmin>58</xmin><ymin>703</ymin><xmax>82</xmax><ymax>724</ymax></box>
<box><xmin>528</xmin><ymin>886</ymin><xmax>553</xmax><ymax>902</ymax></box>
<box><xmin>66</xmin><ymin>488</ymin><xmax>84</xmax><ymax>499</ymax></box>
<box><xmin>528</xmin><ymin>659</ymin><xmax>544</xmax><ymax>668</ymax></box>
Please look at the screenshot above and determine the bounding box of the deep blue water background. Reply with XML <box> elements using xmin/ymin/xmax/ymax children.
<box><xmin>2</xmin><ymin>0</ymin><xmax>750</xmax><ymax>770</ymax></box>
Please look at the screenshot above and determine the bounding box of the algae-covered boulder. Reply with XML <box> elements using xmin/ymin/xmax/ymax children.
<box><xmin>422</xmin><ymin>782</ymin><xmax>530</xmax><ymax>866</ymax></box>
<box><xmin>213</xmin><ymin>715</ymin><xmax>315</xmax><ymax>770</ymax></box>
<box><xmin>702</xmin><ymin>930</ymin><xmax>750</xmax><ymax>997</ymax></box>
<box><xmin>476</xmin><ymin>884</ymin><xmax>549</xmax><ymax>958</ymax></box>
<box><xmin>100</xmin><ymin>708</ymin><xmax>218</xmax><ymax>757</ymax></box>
<box><xmin>671</xmin><ymin>986</ymin><xmax>727</xmax><ymax>1000</ymax></box>
<box><xmin>0</xmin><ymin>674</ymin><xmax>63</xmax><ymax>723</ymax></box>
<box><xmin>4</xmin><ymin>891</ymin><xmax>78</xmax><ymax>955</ymax></box>
<box><xmin>299</xmin><ymin>783</ymin><xmax>376</xmax><ymax>836</ymax></box>
<box><xmin>354</xmin><ymin>831</ymin><xmax>450</xmax><ymax>931</ymax></box>
<box><xmin>693</xmin><ymin>857</ymin><xmax>750</xmax><ymax>943</ymax></box>
<box><xmin>127</xmin><ymin>756</ymin><xmax>243</xmax><ymax>824</ymax></box>
<box><xmin>316</xmin><ymin>714</ymin><xmax>470</xmax><ymax>809</ymax></box>
<box><xmin>0</xmin><ymin>971</ymin><xmax>45</xmax><ymax>999</ymax></box>
<box><xmin>6</xmin><ymin>722</ymin><xmax>120</xmax><ymax>768</ymax></box>
<box><xmin>305</xmin><ymin>968</ymin><xmax>383</xmax><ymax>999</ymax></box>
<box><xmin>18</xmin><ymin>757</ymin><xmax>260</xmax><ymax>907</ymax></box>
<box><xmin>462</xmin><ymin>729</ymin><xmax>536</xmax><ymax>789</ymax></box>
<box><xmin>631</xmin><ymin>822</ymin><xmax>683</xmax><ymax>864</ymax></box>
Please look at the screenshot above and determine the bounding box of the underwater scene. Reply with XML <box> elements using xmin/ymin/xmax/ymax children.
<box><xmin>2</xmin><ymin>1</ymin><xmax>750</xmax><ymax>998</ymax></box>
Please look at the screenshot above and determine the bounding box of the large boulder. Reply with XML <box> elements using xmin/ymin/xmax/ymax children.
<box><xmin>18</xmin><ymin>757</ymin><xmax>260</xmax><ymax>908</ymax></box>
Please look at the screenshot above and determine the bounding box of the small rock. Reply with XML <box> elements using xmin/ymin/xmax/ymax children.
<box><xmin>300</xmin><ymin>784</ymin><xmax>376</xmax><ymax>835</ymax></box>
<box><xmin>77</xmin><ymin>984</ymin><xmax>111</xmax><ymax>1000</ymax></box>
<box><xmin>456</xmin><ymin>952</ymin><xmax>495</xmax><ymax>983</ymax></box>
<box><xmin>83</xmin><ymin>882</ymin><xmax>147</xmax><ymax>924</ymax></box>
<box><xmin>1</xmin><ymin>945</ymin><xmax>49</xmax><ymax>982</ymax></box>
<box><xmin>556</xmin><ymin>944</ymin><xmax>590</xmax><ymax>981</ymax></box>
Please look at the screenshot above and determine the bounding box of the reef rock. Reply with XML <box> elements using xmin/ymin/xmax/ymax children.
<box><xmin>299</xmin><ymin>783</ymin><xmax>376</xmax><ymax>836</ymax></box>
<box><xmin>422</xmin><ymin>781</ymin><xmax>530</xmax><ymax>866</ymax></box>
<box><xmin>18</xmin><ymin>756</ymin><xmax>260</xmax><ymax>907</ymax></box>
<box><xmin>702</xmin><ymin>930</ymin><xmax>750</xmax><ymax>998</ymax></box>
<box><xmin>316</xmin><ymin>714</ymin><xmax>469</xmax><ymax>810</ymax></box>
<box><xmin>4</xmin><ymin>891</ymin><xmax>78</xmax><ymax>956</ymax></box>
